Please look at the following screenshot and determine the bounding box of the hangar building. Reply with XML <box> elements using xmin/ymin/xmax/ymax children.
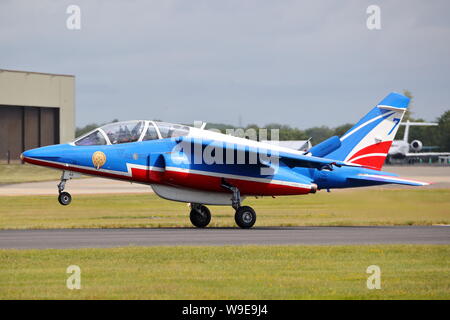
<box><xmin>0</xmin><ymin>69</ymin><xmax>75</xmax><ymax>162</ymax></box>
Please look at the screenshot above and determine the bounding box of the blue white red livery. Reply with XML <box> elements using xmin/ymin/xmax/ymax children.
<box><xmin>22</xmin><ymin>92</ymin><xmax>430</xmax><ymax>228</ymax></box>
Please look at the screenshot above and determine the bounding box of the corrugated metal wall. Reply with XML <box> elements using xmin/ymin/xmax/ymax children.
<box><xmin>0</xmin><ymin>105</ymin><xmax>60</xmax><ymax>161</ymax></box>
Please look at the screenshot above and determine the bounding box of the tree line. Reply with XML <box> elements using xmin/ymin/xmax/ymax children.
<box><xmin>76</xmin><ymin>89</ymin><xmax>450</xmax><ymax>153</ymax></box>
<box><xmin>75</xmin><ymin>108</ymin><xmax>449</xmax><ymax>152</ymax></box>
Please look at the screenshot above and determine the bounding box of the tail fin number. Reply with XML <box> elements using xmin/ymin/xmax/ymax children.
<box><xmin>388</xmin><ymin>118</ymin><xmax>401</xmax><ymax>135</ymax></box>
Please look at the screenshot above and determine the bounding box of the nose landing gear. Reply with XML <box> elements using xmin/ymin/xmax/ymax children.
<box><xmin>57</xmin><ymin>171</ymin><xmax>77</xmax><ymax>206</ymax></box>
<box><xmin>58</xmin><ymin>191</ymin><xmax>72</xmax><ymax>206</ymax></box>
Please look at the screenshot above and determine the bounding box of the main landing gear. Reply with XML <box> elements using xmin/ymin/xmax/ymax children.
<box><xmin>234</xmin><ymin>206</ymin><xmax>257</xmax><ymax>229</ymax></box>
<box><xmin>221</xmin><ymin>179</ymin><xmax>257</xmax><ymax>229</ymax></box>
<box><xmin>57</xmin><ymin>171</ymin><xmax>75</xmax><ymax>206</ymax></box>
<box><xmin>188</xmin><ymin>180</ymin><xmax>257</xmax><ymax>229</ymax></box>
<box><xmin>189</xmin><ymin>204</ymin><xmax>211</xmax><ymax>228</ymax></box>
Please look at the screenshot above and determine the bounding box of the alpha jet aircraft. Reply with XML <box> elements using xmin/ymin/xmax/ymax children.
<box><xmin>22</xmin><ymin>92</ymin><xmax>429</xmax><ymax>229</ymax></box>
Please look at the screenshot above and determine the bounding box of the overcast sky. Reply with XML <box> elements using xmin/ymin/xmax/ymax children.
<box><xmin>1</xmin><ymin>0</ymin><xmax>449</xmax><ymax>128</ymax></box>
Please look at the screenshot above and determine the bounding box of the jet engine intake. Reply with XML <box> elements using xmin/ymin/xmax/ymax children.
<box><xmin>410</xmin><ymin>140</ymin><xmax>423</xmax><ymax>152</ymax></box>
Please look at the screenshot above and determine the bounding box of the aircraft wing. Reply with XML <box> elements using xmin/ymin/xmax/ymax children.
<box><xmin>261</xmin><ymin>140</ymin><xmax>311</xmax><ymax>152</ymax></box>
<box><xmin>175</xmin><ymin>136</ymin><xmax>361</xmax><ymax>170</ymax></box>
<box><xmin>348</xmin><ymin>173</ymin><xmax>430</xmax><ymax>186</ymax></box>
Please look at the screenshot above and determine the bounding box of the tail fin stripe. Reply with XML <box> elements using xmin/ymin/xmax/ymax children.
<box><xmin>341</xmin><ymin>111</ymin><xmax>394</xmax><ymax>141</ymax></box>
<box><xmin>348</xmin><ymin>153</ymin><xmax>387</xmax><ymax>163</ymax></box>
<box><xmin>347</xmin><ymin>140</ymin><xmax>393</xmax><ymax>161</ymax></box>
<box><xmin>348</xmin><ymin>155</ymin><xmax>386</xmax><ymax>169</ymax></box>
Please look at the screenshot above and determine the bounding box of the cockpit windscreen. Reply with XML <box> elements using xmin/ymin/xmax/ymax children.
<box><xmin>74</xmin><ymin>130</ymin><xmax>107</xmax><ymax>146</ymax></box>
<box><xmin>73</xmin><ymin>120</ymin><xmax>190</xmax><ymax>146</ymax></box>
<box><xmin>155</xmin><ymin>122</ymin><xmax>190</xmax><ymax>138</ymax></box>
<box><xmin>101</xmin><ymin>120</ymin><xmax>144</xmax><ymax>144</ymax></box>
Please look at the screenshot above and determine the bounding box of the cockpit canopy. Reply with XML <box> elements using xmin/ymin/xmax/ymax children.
<box><xmin>74</xmin><ymin>120</ymin><xmax>190</xmax><ymax>146</ymax></box>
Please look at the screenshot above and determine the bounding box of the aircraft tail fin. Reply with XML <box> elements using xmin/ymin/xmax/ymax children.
<box><xmin>325</xmin><ymin>92</ymin><xmax>410</xmax><ymax>170</ymax></box>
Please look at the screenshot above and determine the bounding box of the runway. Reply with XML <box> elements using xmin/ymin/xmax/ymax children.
<box><xmin>0</xmin><ymin>226</ymin><xmax>449</xmax><ymax>249</ymax></box>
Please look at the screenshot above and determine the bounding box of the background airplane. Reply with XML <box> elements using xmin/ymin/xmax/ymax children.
<box><xmin>21</xmin><ymin>92</ymin><xmax>429</xmax><ymax>229</ymax></box>
<box><xmin>388</xmin><ymin>120</ymin><xmax>450</xmax><ymax>161</ymax></box>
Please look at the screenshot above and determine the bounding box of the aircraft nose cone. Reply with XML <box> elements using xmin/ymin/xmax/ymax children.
<box><xmin>21</xmin><ymin>148</ymin><xmax>41</xmax><ymax>164</ymax></box>
<box><xmin>22</xmin><ymin>148</ymin><xmax>40</xmax><ymax>159</ymax></box>
<box><xmin>22</xmin><ymin>145</ymin><xmax>65</xmax><ymax>162</ymax></box>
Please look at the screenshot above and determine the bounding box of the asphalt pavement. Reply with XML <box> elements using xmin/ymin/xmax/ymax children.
<box><xmin>0</xmin><ymin>226</ymin><xmax>448</xmax><ymax>249</ymax></box>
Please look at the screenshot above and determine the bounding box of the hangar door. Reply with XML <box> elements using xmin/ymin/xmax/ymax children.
<box><xmin>0</xmin><ymin>105</ymin><xmax>60</xmax><ymax>161</ymax></box>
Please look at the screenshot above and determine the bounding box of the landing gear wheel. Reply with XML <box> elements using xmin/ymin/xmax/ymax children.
<box><xmin>235</xmin><ymin>206</ymin><xmax>256</xmax><ymax>229</ymax></box>
<box><xmin>190</xmin><ymin>205</ymin><xmax>211</xmax><ymax>228</ymax></box>
<box><xmin>58</xmin><ymin>192</ymin><xmax>72</xmax><ymax>206</ymax></box>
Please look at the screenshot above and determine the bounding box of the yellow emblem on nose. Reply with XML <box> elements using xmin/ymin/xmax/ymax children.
<box><xmin>92</xmin><ymin>151</ymin><xmax>106</xmax><ymax>169</ymax></box>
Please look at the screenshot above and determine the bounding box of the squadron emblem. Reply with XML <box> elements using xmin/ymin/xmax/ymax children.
<box><xmin>92</xmin><ymin>151</ymin><xmax>106</xmax><ymax>169</ymax></box>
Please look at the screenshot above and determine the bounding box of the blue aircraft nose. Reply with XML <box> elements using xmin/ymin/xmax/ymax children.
<box><xmin>22</xmin><ymin>144</ymin><xmax>66</xmax><ymax>163</ymax></box>
<box><xmin>22</xmin><ymin>147</ymin><xmax>47</xmax><ymax>160</ymax></box>
<box><xmin>22</xmin><ymin>148</ymin><xmax>37</xmax><ymax>159</ymax></box>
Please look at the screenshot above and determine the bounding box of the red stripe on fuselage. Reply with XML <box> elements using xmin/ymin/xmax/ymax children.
<box><xmin>163</xmin><ymin>170</ymin><xmax>312</xmax><ymax>196</ymax></box>
<box><xmin>23</xmin><ymin>157</ymin><xmax>311</xmax><ymax>196</ymax></box>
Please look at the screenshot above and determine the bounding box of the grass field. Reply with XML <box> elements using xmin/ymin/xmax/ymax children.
<box><xmin>1</xmin><ymin>167</ymin><xmax>448</xmax><ymax>301</ymax></box>
<box><xmin>0</xmin><ymin>164</ymin><xmax>62</xmax><ymax>185</ymax></box>
<box><xmin>0</xmin><ymin>189</ymin><xmax>448</xmax><ymax>229</ymax></box>
<box><xmin>0</xmin><ymin>245</ymin><xmax>448</xmax><ymax>299</ymax></box>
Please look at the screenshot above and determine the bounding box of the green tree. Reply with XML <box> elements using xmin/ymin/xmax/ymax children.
<box><xmin>75</xmin><ymin>119</ymin><xmax>120</xmax><ymax>138</ymax></box>
<box><xmin>305</xmin><ymin>126</ymin><xmax>334</xmax><ymax>144</ymax></box>
<box><xmin>437</xmin><ymin>110</ymin><xmax>450</xmax><ymax>151</ymax></box>
<box><xmin>75</xmin><ymin>123</ymin><xmax>100</xmax><ymax>138</ymax></box>
<box><xmin>395</xmin><ymin>89</ymin><xmax>415</xmax><ymax>140</ymax></box>
<box><xmin>333</xmin><ymin>123</ymin><xmax>354</xmax><ymax>137</ymax></box>
<box><xmin>406</xmin><ymin>118</ymin><xmax>440</xmax><ymax>148</ymax></box>
<box><xmin>403</xmin><ymin>89</ymin><xmax>413</xmax><ymax>121</ymax></box>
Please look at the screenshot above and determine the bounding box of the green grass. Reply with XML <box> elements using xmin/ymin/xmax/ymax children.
<box><xmin>0</xmin><ymin>189</ymin><xmax>449</xmax><ymax>229</ymax></box>
<box><xmin>0</xmin><ymin>245</ymin><xmax>448</xmax><ymax>299</ymax></box>
<box><xmin>0</xmin><ymin>164</ymin><xmax>61</xmax><ymax>185</ymax></box>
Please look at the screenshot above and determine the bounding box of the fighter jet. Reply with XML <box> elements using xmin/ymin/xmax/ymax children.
<box><xmin>22</xmin><ymin>92</ymin><xmax>429</xmax><ymax>229</ymax></box>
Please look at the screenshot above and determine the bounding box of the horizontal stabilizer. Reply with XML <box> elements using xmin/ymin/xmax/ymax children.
<box><xmin>349</xmin><ymin>173</ymin><xmax>430</xmax><ymax>186</ymax></box>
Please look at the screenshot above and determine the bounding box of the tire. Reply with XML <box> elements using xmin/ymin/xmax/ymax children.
<box><xmin>58</xmin><ymin>192</ymin><xmax>72</xmax><ymax>206</ymax></box>
<box><xmin>190</xmin><ymin>205</ymin><xmax>211</xmax><ymax>228</ymax></box>
<box><xmin>235</xmin><ymin>206</ymin><xmax>256</xmax><ymax>229</ymax></box>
